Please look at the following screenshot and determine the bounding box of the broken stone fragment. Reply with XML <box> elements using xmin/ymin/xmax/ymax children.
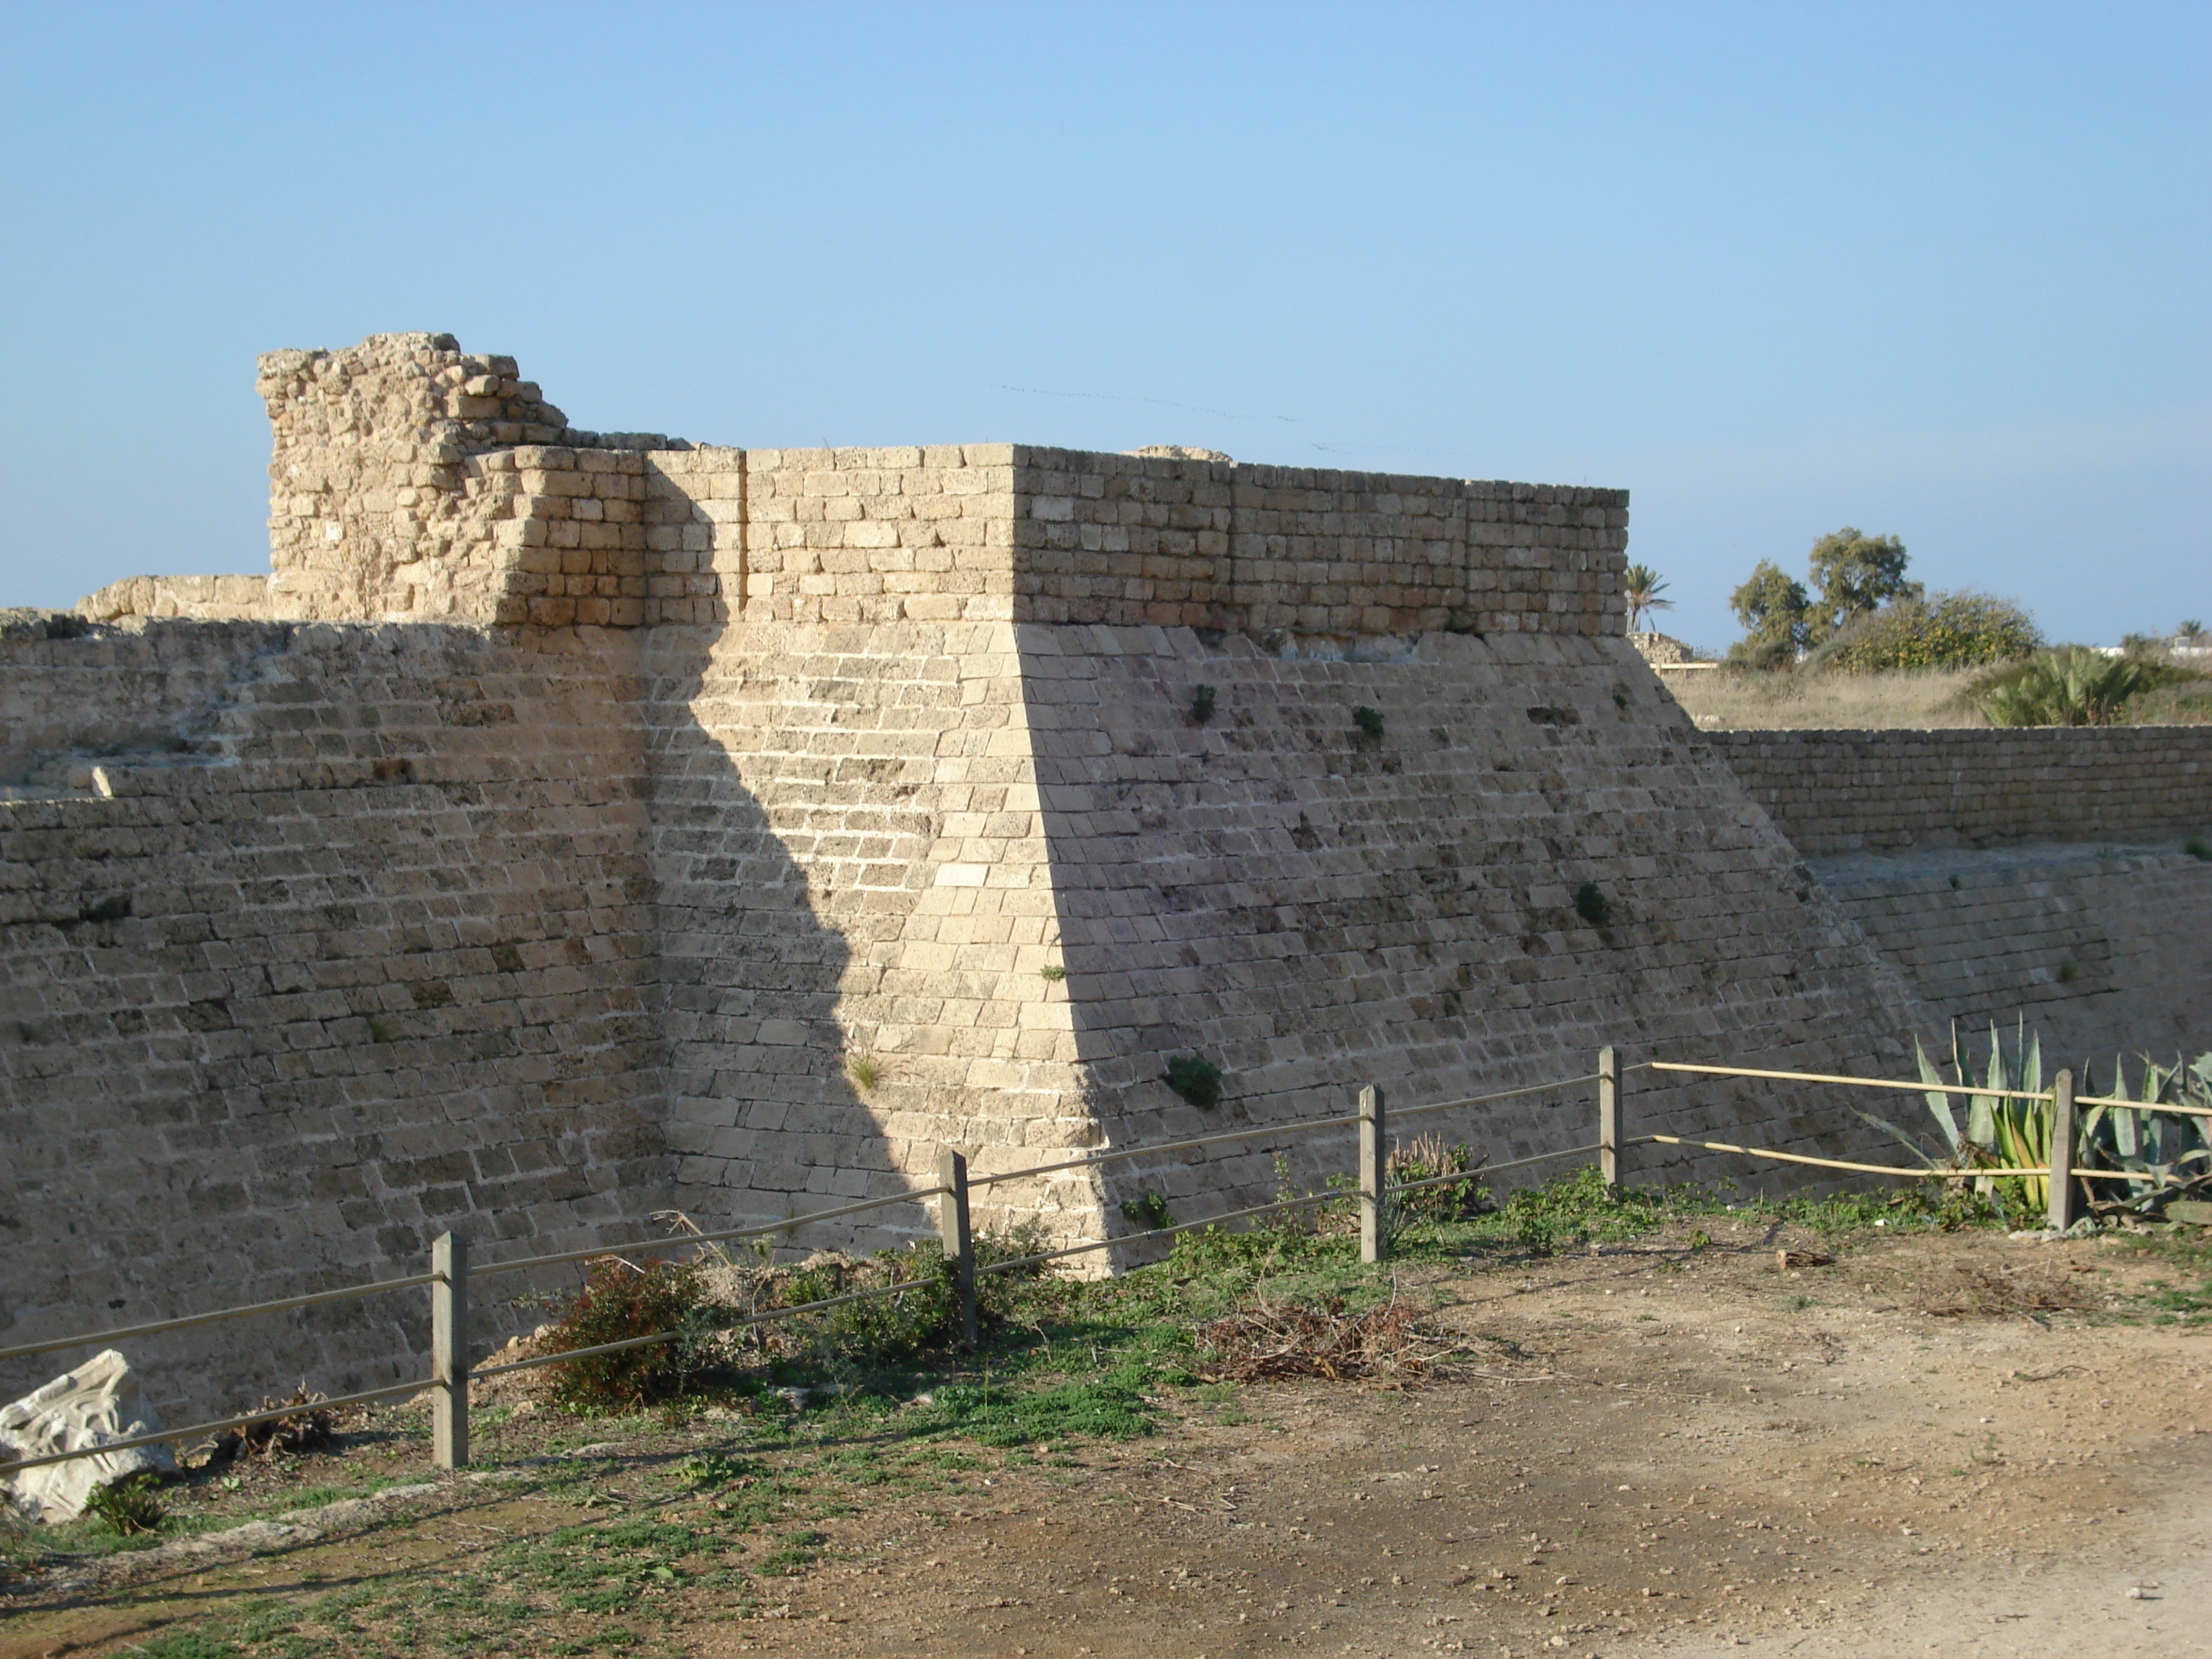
<box><xmin>0</xmin><ymin>1349</ymin><xmax>176</xmax><ymax>1523</ymax></box>
<box><xmin>1124</xmin><ymin>444</ymin><xmax>1234</xmax><ymax>462</ymax></box>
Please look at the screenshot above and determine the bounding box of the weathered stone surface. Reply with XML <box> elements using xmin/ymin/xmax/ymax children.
<box><xmin>9</xmin><ymin>330</ymin><xmax>2202</xmax><ymax>1427</ymax></box>
<box><xmin>1709</xmin><ymin>727</ymin><xmax>2212</xmax><ymax>855</ymax></box>
<box><xmin>1807</xmin><ymin>842</ymin><xmax>2212</xmax><ymax>1061</ymax></box>
<box><xmin>1</xmin><ymin>1349</ymin><xmax>176</xmax><ymax>1523</ymax></box>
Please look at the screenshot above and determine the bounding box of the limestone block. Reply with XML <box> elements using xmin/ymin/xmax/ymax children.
<box><xmin>1</xmin><ymin>1350</ymin><xmax>176</xmax><ymax>1524</ymax></box>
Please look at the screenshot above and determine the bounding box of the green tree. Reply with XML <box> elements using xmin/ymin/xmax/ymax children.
<box><xmin>1622</xmin><ymin>563</ymin><xmax>1673</xmax><ymax>633</ymax></box>
<box><xmin>1814</xmin><ymin>590</ymin><xmax>2041</xmax><ymax>673</ymax></box>
<box><xmin>1805</xmin><ymin>527</ymin><xmax>1920</xmax><ymax>643</ymax></box>
<box><xmin>1727</xmin><ymin>560</ymin><xmax>1811</xmax><ymax>664</ymax></box>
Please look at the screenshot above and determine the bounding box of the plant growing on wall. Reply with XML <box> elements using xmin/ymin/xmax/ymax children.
<box><xmin>1190</xmin><ymin>684</ymin><xmax>1217</xmax><ymax>724</ymax></box>
<box><xmin>1164</xmin><ymin>1053</ymin><xmax>1224</xmax><ymax>1110</ymax></box>
<box><xmin>1120</xmin><ymin>1191</ymin><xmax>1173</xmax><ymax>1230</ymax></box>
<box><xmin>1573</xmin><ymin>882</ymin><xmax>1611</xmax><ymax>926</ymax></box>
<box><xmin>1352</xmin><ymin>706</ymin><xmax>1385</xmax><ymax>741</ymax></box>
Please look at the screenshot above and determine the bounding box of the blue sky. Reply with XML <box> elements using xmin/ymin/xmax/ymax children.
<box><xmin>1</xmin><ymin>1</ymin><xmax>2203</xmax><ymax>649</ymax></box>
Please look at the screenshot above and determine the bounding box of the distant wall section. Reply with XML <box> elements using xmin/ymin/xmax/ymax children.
<box><xmin>1709</xmin><ymin>727</ymin><xmax>2212</xmax><ymax>855</ymax></box>
<box><xmin>1810</xmin><ymin>843</ymin><xmax>2212</xmax><ymax>1064</ymax></box>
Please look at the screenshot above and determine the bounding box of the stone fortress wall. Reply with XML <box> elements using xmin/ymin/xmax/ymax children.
<box><xmin>0</xmin><ymin>617</ymin><xmax>670</xmax><ymax>1413</ymax></box>
<box><xmin>1712</xmin><ymin>727</ymin><xmax>2212</xmax><ymax>1064</ymax></box>
<box><xmin>4</xmin><ymin>331</ymin><xmax>2202</xmax><ymax>1419</ymax></box>
<box><xmin>1707</xmin><ymin>727</ymin><xmax>2212</xmax><ymax>857</ymax></box>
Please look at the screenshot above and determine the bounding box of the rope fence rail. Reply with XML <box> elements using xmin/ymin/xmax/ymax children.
<box><xmin>0</xmin><ymin>1273</ymin><xmax>441</xmax><ymax>1370</ymax></box>
<box><xmin>0</xmin><ymin>1377</ymin><xmax>436</xmax><ymax>1477</ymax></box>
<box><xmin>9</xmin><ymin>1044</ymin><xmax>2207</xmax><ymax>1479</ymax></box>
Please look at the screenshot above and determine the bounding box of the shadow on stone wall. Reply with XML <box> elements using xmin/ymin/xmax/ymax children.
<box><xmin>642</xmin><ymin>614</ymin><xmax>928</xmax><ymax>1256</ymax></box>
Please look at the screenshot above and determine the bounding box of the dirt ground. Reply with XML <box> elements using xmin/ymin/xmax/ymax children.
<box><xmin>6</xmin><ymin>1218</ymin><xmax>2206</xmax><ymax>1659</ymax></box>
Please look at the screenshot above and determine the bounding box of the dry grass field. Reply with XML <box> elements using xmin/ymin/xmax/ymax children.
<box><xmin>1655</xmin><ymin>667</ymin><xmax>1990</xmax><ymax>731</ymax></box>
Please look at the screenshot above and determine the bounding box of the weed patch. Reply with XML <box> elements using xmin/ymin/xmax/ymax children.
<box><xmin>914</xmin><ymin>1371</ymin><xmax>1156</xmax><ymax>1445</ymax></box>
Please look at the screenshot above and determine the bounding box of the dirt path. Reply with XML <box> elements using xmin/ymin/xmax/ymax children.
<box><xmin>686</xmin><ymin>1227</ymin><xmax>2210</xmax><ymax>1658</ymax></box>
<box><xmin>6</xmin><ymin>1223</ymin><xmax>2205</xmax><ymax>1658</ymax></box>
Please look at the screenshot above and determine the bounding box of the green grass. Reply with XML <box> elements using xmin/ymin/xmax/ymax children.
<box><xmin>2113</xmin><ymin>1230</ymin><xmax>2212</xmax><ymax>1324</ymax></box>
<box><xmin>22</xmin><ymin>1169</ymin><xmax>2031</xmax><ymax>1658</ymax></box>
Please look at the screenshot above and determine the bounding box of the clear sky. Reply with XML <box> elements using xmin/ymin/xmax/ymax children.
<box><xmin>1</xmin><ymin>1</ymin><xmax>2203</xmax><ymax>649</ymax></box>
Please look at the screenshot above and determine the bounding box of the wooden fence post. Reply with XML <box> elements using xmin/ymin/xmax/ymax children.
<box><xmin>938</xmin><ymin>1148</ymin><xmax>977</xmax><ymax>1346</ymax></box>
<box><xmin>1359</xmin><ymin>1084</ymin><xmax>1388</xmax><ymax>1264</ymax></box>
<box><xmin>431</xmin><ymin>1231</ymin><xmax>469</xmax><ymax>1471</ymax></box>
<box><xmin>1598</xmin><ymin>1045</ymin><xmax>1622</xmax><ymax>1190</ymax></box>
<box><xmin>2046</xmin><ymin>1069</ymin><xmax>2077</xmax><ymax>1233</ymax></box>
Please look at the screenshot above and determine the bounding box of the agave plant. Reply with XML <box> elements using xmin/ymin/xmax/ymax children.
<box><xmin>1863</xmin><ymin>1019</ymin><xmax>2051</xmax><ymax>1220</ymax></box>
<box><xmin>2078</xmin><ymin>1052</ymin><xmax>2212</xmax><ymax>1210</ymax></box>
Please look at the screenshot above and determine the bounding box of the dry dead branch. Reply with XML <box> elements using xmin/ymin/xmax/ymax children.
<box><xmin>1192</xmin><ymin>1292</ymin><xmax>1457</xmax><ymax>1382</ymax></box>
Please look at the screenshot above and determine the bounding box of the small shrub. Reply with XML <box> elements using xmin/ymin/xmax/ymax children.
<box><xmin>848</xmin><ymin>1056</ymin><xmax>880</xmax><ymax>1092</ymax></box>
<box><xmin>84</xmin><ymin>1473</ymin><xmax>165</xmax><ymax>1536</ymax></box>
<box><xmin>776</xmin><ymin>1247</ymin><xmax>954</xmax><ymax>1364</ymax></box>
<box><xmin>1573</xmin><ymin>881</ymin><xmax>1611</xmax><ymax>926</ymax></box>
<box><xmin>2187</xmin><ymin>837</ymin><xmax>2210</xmax><ymax>862</ymax></box>
<box><xmin>1120</xmin><ymin>1191</ymin><xmax>1173</xmax><ymax>1231</ymax></box>
<box><xmin>539</xmin><ymin>1254</ymin><xmax>709</xmax><ymax>1413</ymax></box>
<box><xmin>2058</xmin><ymin>959</ymin><xmax>2081</xmax><ymax>985</ymax></box>
<box><xmin>1038</xmin><ymin>962</ymin><xmax>1066</xmax><ymax>982</ymax></box>
<box><xmin>1725</xmin><ymin>635</ymin><xmax>1800</xmax><ymax>673</ymax></box>
<box><xmin>1164</xmin><ymin>1053</ymin><xmax>1224</xmax><ymax>1110</ymax></box>
<box><xmin>1352</xmin><ymin>706</ymin><xmax>1385</xmax><ymax>740</ymax></box>
<box><xmin>1190</xmin><ymin>684</ymin><xmax>1217</xmax><ymax>724</ymax></box>
<box><xmin>223</xmin><ymin>1386</ymin><xmax>336</xmax><ymax>1458</ymax></box>
<box><xmin>366</xmin><ymin>1014</ymin><xmax>399</xmax><ymax>1043</ymax></box>
<box><xmin>2076</xmin><ymin>1051</ymin><xmax>2212</xmax><ymax>1210</ymax></box>
<box><xmin>772</xmin><ymin>1226</ymin><xmax>1047</xmax><ymax>1365</ymax></box>
<box><xmin>1385</xmin><ymin>1133</ymin><xmax>1484</xmax><ymax>1224</ymax></box>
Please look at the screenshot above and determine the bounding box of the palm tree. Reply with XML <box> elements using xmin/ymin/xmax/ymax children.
<box><xmin>1622</xmin><ymin>564</ymin><xmax>1673</xmax><ymax>634</ymax></box>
